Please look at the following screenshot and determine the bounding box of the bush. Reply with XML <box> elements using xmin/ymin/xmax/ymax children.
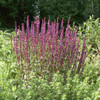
<box><xmin>1</xmin><ymin>71</ymin><xmax>99</xmax><ymax>100</ymax></box>
<box><xmin>78</xmin><ymin>16</ymin><xmax>100</xmax><ymax>55</ymax></box>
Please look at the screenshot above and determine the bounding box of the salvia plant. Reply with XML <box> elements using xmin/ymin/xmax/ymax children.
<box><xmin>12</xmin><ymin>16</ymin><xmax>87</xmax><ymax>79</ymax></box>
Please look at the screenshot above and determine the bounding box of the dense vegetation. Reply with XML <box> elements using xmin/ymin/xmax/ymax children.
<box><xmin>0</xmin><ymin>0</ymin><xmax>100</xmax><ymax>28</ymax></box>
<box><xmin>0</xmin><ymin>16</ymin><xmax>100</xmax><ymax>100</ymax></box>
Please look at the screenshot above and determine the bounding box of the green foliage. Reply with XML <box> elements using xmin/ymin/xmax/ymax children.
<box><xmin>83</xmin><ymin>0</ymin><xmax>100</xmax><ymax>19</ymax></box>
<box><xmin>0</xmin><ymin>30</ymin><xmax>20</xmax><ymax>100</ymax></box>
<box><xmin>78</xmin><ymin>16</ymin><xmax>100</xmax><ymax>54</ymax></box>
<box><xmin>1</xmin><ymin>70</ymin><xmax>100</xmax><ymax>100</ymax></box>
<box><xmin>0</xmin><ymin>0</ymin><xmax>35</xmax><ymax>28</ymax></box>
<box><xmin>1</xmin><ymin>0</ymin><xmax>100</xmax><ymax>28</ymax></box>
<box><xmin>39</xmin><ymin>0</ymin><xmax>86</xmax><ymax>25</ymax></box>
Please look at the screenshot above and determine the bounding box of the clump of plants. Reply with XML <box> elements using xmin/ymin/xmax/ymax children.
<box><xmin>12</xmin><ymin>16</ymin><xmax>87</xmax><ymax>79</ymax></box>
<box><xmin>0</xmin><ymin>16</ymin><xmax>100</xmax><ymax>100</ymax></box>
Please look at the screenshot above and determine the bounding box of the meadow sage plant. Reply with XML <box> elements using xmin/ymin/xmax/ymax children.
<box><xmin>12</xmin><ymin>16</ymin><xmax>87</xmax><ymax>79</ymax></box>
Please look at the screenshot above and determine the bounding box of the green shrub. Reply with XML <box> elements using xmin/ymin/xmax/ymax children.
<box><xmin>78</xmin><ymin>16</ymin><xmax>100</xmax><ymax>54</ymax></box>
<box><xmin>1</xmin><ymin>70</ymin><xmax>99</xmax><ymax>100</ymax></box>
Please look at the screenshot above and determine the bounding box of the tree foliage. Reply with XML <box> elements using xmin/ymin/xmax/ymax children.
<box><xmin>0</xmin><ymin>0</ymin><xmax>100</xmax><ymax>28</ymax></box>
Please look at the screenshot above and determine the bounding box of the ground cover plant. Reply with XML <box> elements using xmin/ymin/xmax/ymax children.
<box><xmin>0</xmin><ymin>16</ymin><xmax>100</xmax><ymax>100</ymax></box>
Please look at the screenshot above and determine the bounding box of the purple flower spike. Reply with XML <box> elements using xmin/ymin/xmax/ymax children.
<box><xmin>77</xmin><ymin>36</ymin><xmax>86</xmax><ymax>72</ymax></box>
<box><xmin>61</xmin><ymin>17</ymin><xmax>64</xmax><ymax>29</ymax></box>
